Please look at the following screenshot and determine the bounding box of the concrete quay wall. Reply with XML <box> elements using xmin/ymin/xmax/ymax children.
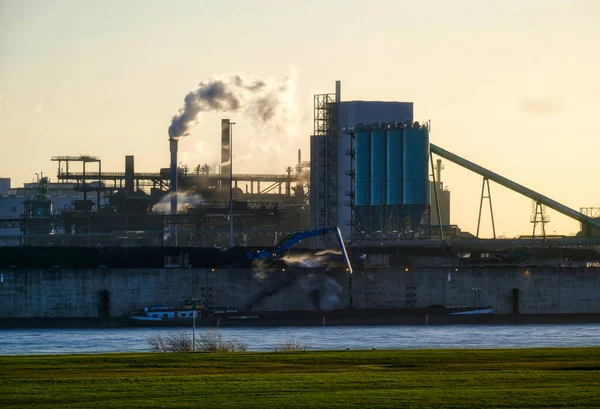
<box><xmin>0</xmin><ymin>266</ymin><xmax>598</xmax><ymax>318</ymax></box>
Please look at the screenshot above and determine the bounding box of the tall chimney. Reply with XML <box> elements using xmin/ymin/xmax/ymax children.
<box><xmin>221</xmin><ymin>119</ymin><xmax>231</xmax><ymax>176</ymax></box>
<box><xmin>169</xmin><ymin>138</ymin><xmax>178</xmax><ymax>214</ymax></box>
<box><xmin>297</xmin><ymin>149</ymin><xmax>301</xmax><ymax>167</ymax></box>
<box><xmin>436</xmin><ymin>159</ymin><xmax>443</xmax><ymax>189</ymax></box>
<box><xmin>125</xmin><ymin>155</ymin><xmax>134</xmax><ymax>195</ymax></box>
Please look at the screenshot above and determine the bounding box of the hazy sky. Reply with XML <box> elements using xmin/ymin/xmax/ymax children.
<box><xmin>1</xmin><ymin>0</ymin><xmax>599</xmax><ymax>237</ymax></box>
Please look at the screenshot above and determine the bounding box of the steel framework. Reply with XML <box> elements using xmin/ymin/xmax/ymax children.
<box><xmin>0</xmin><ymin>228</ymin><xmax>302</xmax><ymax>248</ymax></box>
<box><xmin>580</xmin><ymin>207</ymin><xmax>600</xmax><ymax>219</ymax></box>
<box><xmin>430</xmin><ymin>151</ymin><xmax>444</xmax><ymax>241</ymax></box>
<box><xmin>345</xmin><ymin>129</ymin><xmax>359</xmax><ymax>240</ymax></box>
<box><xmin>579</xmin><ymin>207</ymin><xmax>600</xmax><ymax>237</ymax></box>
<box><xmin>311</xmin><ymin>88</ymin><xmax>338</xmax><ymax>247</ymax></box>
<box><xmin>51</xmin><ymin>155</ymin><xmax>102</xmax><ymax>205</ymax></box>
<box><xmin>57</xmin><ymin>171</ymin><xmax>299</xmax><ymax>195</ymax></box>
<box><xmin>531</xmin><ymin>201</ymin><xmax>550</xmax><ymax>238</ymax></box>
<box><xmin>476</xmin><ymin>177</ymin><xmax>496</xmax><ymax>239</ymax></box>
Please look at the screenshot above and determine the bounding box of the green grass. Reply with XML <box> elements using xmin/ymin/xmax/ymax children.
<box><xmin>1</xmin><ymin>348</ymin><xmax>599</xmax><ymax>408</ymax></box>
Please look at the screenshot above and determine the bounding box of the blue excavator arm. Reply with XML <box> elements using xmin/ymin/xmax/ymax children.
<box><xmin>247</xmin><ymin>227</ymin><xmax>353</xmax><ymax>274</ymax></box>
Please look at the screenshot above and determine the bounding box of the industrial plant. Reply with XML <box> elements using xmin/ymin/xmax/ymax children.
<box><xmin>1</xmin><ymin>80</ymin><xmax>599</xmax><ymax>326</ymax></box>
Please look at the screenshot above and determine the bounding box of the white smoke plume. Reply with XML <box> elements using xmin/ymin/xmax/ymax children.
<box><xmin>281</xmin><ymin>250</ymin><xmax>343</xmax><ymax>268</ymax></box>
<box><xmin>168</xmin><ymin>74</ymin><xmax>296</xmax><ymax>139</ymax></box>
<box><xmin>152</xmin><ymin>192</ymin><xmax>203</xmax><ymax>214</ymax></box>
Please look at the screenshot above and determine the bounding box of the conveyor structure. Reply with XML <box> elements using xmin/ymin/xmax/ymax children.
<box><xmin>430</xmin><ymin>144</ymin><xmax>600</xmax><ymax>231</ymax></box>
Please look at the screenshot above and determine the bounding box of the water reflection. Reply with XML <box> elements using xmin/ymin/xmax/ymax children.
<box><xmin>1</xmin><ymin>324</ymin><xmax>599</xmax><ymax>355</ymax></box>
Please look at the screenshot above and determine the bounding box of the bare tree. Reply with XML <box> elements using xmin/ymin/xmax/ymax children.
<box><xmin>148</xmin><ymin>330</ymin><xmax>247</xmax><ymax>353</ymax></box>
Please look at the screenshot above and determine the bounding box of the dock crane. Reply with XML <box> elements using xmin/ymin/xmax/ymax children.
<box><xmin>247</xmin><ymin>227</ymin><xmax>353</xmax><ymax>274</ymax></box>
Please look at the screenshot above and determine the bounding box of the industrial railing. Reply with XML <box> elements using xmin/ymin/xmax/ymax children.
<box><xmin>51</xmin><ymin>156</ymin><xmax>100</xmax><ymax>162</ymax></box>
<box><xmin>57</xmin><ymin>172</ymin><xmax>300</xmax><ymax>182</ymax></box>
<box><xmin>57</xmin><ymin>171</ymin><xmax>161</xmax><ymax>178</ymax></box>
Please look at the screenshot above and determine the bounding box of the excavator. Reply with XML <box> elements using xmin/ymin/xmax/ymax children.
<box><xmin>247</xmin><ymin>227</ymin><xmax>353</xmax><ymax>274</ymax></box>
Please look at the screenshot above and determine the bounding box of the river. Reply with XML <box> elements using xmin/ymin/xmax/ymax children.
<box><xmin>1</xmin><ymin>324</ymin><xmax>599</xmax><ymax>355</ymax></box>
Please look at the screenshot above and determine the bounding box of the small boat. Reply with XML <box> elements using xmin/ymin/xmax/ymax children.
<box><xmin>131</xmin><ymin>305</ymin><xmax>200</xmax><ymax>321</ymax></box>
<box><xmin>130</xmin><ymin>298</ymin><xmax>238</xmax><ymax>322</ymax></box>
<box><xmin>447</xmin><ymin>306</ymin><xmax>493</xmax><ymax>315</ymax></box>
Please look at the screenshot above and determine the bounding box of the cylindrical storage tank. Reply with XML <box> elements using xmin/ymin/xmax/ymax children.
<box><xmin>386</xmin><ymin>125</ymin><xmax>403</xmax><ymax>232</ymax></box>
<box><xmin>371</xmin><ymin>127</ymin><xmax>387</xmax><ymax>232</ymax></box>
<box><xmin>355</xmin><ymin>127</ymin><xmax>372</xmax><ymax>233</ymax></box>
<box><xmin>355</xmin><ymin>128</ymin><xmax>371</xmax><ymax>207</ymax></box>
<box><xmin>370</xmin><ymin>128</ymin><xmax>387</xmax><ymax>206</ymax></box>
<box><xmin>403</xmin><ymin>126</ymin><xmax>430</xmax><ymax>229</ymax></box>
<box><xmin>386</xmin><ymin>126</ymin><xmax>403</xmax><ymax>205</ymax></box>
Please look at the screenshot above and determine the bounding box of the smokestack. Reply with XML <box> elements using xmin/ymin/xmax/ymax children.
<box><xmin>125</xmin><ymin>155</ymin><xmax>134</xmax><ymax>195</ymax></box>
<box><xmin>169</xmin><ymin>138</ymin><xmax>178</xmax><ymax>214</ymax></box>
<box><xmin>335</xmin><ymin>80</ymin><xmax>341</xmax><ymax>103</ymax></box>
<box><xmin>298</xmin><ymin>149</ymin><xmax>301</xmax><ymax>168</ymax></box>
<box><xmin>221</xmin><ymin>119</ymin><xmax>231</xmax><ymax>176</ymax></box>
<box><xmin>167</xmin><ymin>74</ymin><xmax>295</xmax><ymax>211</ymax></box>
<box><xmin>436</xmin><ymin>159</ymin><xmax>444</xmax><ymax>189</ymax></box>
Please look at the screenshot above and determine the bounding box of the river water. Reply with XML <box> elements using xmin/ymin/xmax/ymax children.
<box><xmin>1</xmin><ymin>324</ymin><xmax>599</xmax><ymax>355</ymax></box>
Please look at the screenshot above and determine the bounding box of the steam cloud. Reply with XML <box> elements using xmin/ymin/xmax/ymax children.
<box><xmin>168</xmin><ymin>74</ymin><xmax>295</xmax><ymax>139</ymax></box>
<box><xmin>281</xmin><ymin>250</ymin><xmax>343</xmax><ymax>268</ymax></box>
<box><xmin>152</xmin><ymin>192</ymin><xmax>203</xmax><ymax>214</ymax></box>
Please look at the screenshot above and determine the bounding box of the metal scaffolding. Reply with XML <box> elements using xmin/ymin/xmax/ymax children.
<box><xmin>52</xmin><ymin>155</ymin><xmax>102</xmax><ymax>206</ymax></box>
<box><xmin>310</xmin><ymin>83</ymin><xmax>339</xmax><ymax>247</ymax></box>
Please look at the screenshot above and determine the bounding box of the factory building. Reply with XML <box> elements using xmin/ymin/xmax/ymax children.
<box><xmin>311</xmin><ymin>81</ymin><xmax>435</xmax><ymax>244</ymax></box>
<box><xmin>0</xmin><ymin>134</ymin><xmax>311</xmax><ymax>246</ymax></box>
<box><xmin>0</xmin><ymin>178</ymin><xmax>10</xmax><ymax>196</ymax></box>
<box><xmin>2</xmin><ymin>81</ymin><xmax>600</xmax><ymax>248</ymax></box>
<box><xmin>0</xmin><ymin>178</ymin><xmax>93</xmax><ymax>245</ymax></box>
<box><xmin>309</xmin><ymin>81</ymin><xmax>600</xmax><ymax>244</ymax></box>
<box><xmin>1</xmin><ymin>80</ymin><xmax>600</xmax><ymax>326</ymax></box>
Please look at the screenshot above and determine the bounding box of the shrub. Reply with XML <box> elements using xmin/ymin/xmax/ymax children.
<box><xmin>197</xmin><ymin>330</ymin><xmax>247</xmax><ymax>352</ymax></box>
<box><xmin>148</xmin><ymin>332</ymin><xmax>194</xmax><ymax>352</ymax></box>
<box><xmin>148</xmin><ymin>330</ymin><xmax>247</xmax><ymax>353</ymax></box>
<box><xmin>272</xmin><ymin>340</ymin><xmax>310</xmax><ymax>352</ymax></box>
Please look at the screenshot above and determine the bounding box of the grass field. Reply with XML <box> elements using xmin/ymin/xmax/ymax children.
<box><xmin>1</xmin><ymin>348</ymin><xmax>599</xmax><ymax>408</ymax></box>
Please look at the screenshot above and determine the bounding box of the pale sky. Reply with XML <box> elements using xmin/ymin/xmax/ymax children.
<box><xmin>1</xmin><ymin>0</ymin><xmax>599</xmax><ymax>238</ymax></box>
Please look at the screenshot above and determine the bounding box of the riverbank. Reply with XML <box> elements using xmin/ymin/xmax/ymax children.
<box><xmin>2</xmin><ymin>311</ymin><xmax>600</xmax><ymax>329</ymax></box>
<box><xmin>1</xmin><ymin>348</ymin><xmax>599</xmax><ymax>408</ymax></box>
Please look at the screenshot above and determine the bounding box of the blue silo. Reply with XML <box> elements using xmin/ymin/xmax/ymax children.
<box><xmin>371</xmin><ymin>126</ymin><xmax>387</xmax><ymax>232</ymax></box>
<box><xmin>403</xmin><ymin>125</ymin><xmax>430</xmax><ymax>231</ymax></box>
<box><xmin>355</xmin><ymin>126</ymin><xmax>371</xmax><ymax>231</ymax></box>
<box><xmin>336</xmin><ymin>98</ymin><xmax>413</xmax><ymax>239</ymax></box>
<box><xmin>386</xmin><ymin>123</ymin><xmax>404</xmax><ymax>231</ymax></box>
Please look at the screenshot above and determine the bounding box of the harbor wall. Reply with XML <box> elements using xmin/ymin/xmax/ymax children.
<box><xmin>0</xmin><ymin>266</ymin><xmax>599</xmax><ymax>318</ymax></box>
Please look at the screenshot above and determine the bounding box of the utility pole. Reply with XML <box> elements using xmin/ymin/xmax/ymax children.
<box><xmin>192</xmin><ymin>308</ymin><xmax>196</xmax><ymax>352</ymax></box>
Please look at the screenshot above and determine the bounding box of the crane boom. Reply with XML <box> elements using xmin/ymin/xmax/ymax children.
<box><xmin>247</xmin><ymin>227</ymin><xmax>353</xmax><ymax>274</ymax></box>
